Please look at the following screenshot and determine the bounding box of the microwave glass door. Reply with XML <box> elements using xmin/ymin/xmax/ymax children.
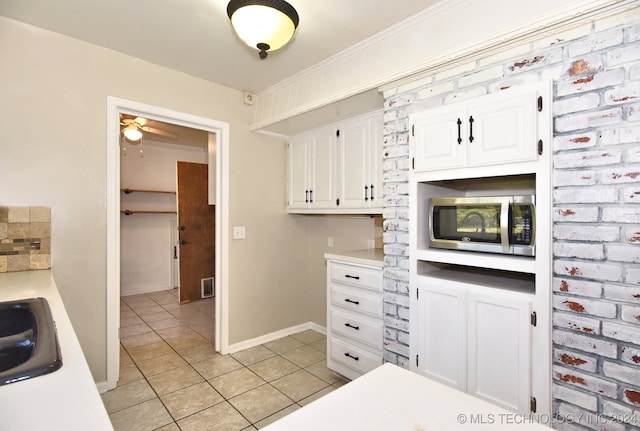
<box><xmin>432</xmin><ymin>203</ymin><xmax>502</xmax><ymax>244</ymax></box>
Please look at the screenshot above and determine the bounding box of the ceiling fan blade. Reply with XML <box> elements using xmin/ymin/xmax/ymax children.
<box><xmin>141</xmin><ymin>126</ymin><xmax>179</xmax><ymax>140</ymax></box>
<box><xmin>134</xmin><ymin>117</ymin><xmax>149</xmax><ymax>127</ymax></box>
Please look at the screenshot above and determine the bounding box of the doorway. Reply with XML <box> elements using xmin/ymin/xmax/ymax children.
<box><xmin>106</xmin><ymin>97</ymin><xmax>230</xmax><ymax>391</ymax></box>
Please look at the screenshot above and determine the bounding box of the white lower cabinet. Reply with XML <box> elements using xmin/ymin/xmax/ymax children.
<box><xmin>415</xmin><ymin>273</ymin><xmax>533</xmax><ymax>414</ymax></box>
<box><xmin>326</xmin><ymin>258</ymin><xmax>383</xmax><ymax>380</ymax></box>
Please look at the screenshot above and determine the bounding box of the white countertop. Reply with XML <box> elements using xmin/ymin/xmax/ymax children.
<box><xmin>324</xmin><ymin>248</ymin><xmax>384</xmax><ymax>267</ymax></box>
<box><xmin>263</xmin><ymin>363</ymin><xmax>551</xmax><ymax>430</ymax></box>
<box><xmin>0</xmin><ymin>270</ymin><xmax>113</xmax><ymax>431</ymax></box>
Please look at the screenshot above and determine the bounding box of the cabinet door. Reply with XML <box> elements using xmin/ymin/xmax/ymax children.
<box><xmin>415</xmin><ymin>277</ymin><xmax>467</xmax><ymax>391</ymax></box>
<box><xmin>466</xmin><ymin>90</ymin><xmax>538</xmax><ymax>167</ymax></box>
<box><xmin>368</xmin><ymin>114</ymin><xmax>384</xmax><ymax>206</ymax></box>
<box><xmin>287</xmin><ymin>135</ymin><xmax>309</xmax><ymax>209</ymax></box>
<box><xmin>411</xmin><ymin>105</ymin><xmax>467</xmax><ymax>172</ymax></box>
<box><xmin>308</xmin><ymin>127</ymin><xmax>337</xmax><ymax>209</ymax></box>
<box><xmin>337</xmin><ymin>117</ymin><xmax>369</xmax><ymax>209</ymax></box>
<box><xmin>467</xmin><ymin>291</ymin><xmax>531</xmax><ymax>414</ymax></box>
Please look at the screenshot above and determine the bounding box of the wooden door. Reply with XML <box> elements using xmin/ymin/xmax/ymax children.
<box><xmin>177</xmin><ymin>162</ymin><xmax>215</xmax><ymax>303</ymax></box>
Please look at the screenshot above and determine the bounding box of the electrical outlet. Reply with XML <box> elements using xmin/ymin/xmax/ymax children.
<box><xmin>233</xmin><ymin>226</ymin><xmax>246</xmax><ymax>239</ymax></box>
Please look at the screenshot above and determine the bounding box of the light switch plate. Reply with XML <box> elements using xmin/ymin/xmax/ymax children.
<box><xmin>233</xmin><ymin>226</ymin><xmax>246</xmax><ymax>239</ymax></box>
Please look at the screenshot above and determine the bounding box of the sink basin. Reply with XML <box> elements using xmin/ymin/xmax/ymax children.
<box><xmin>0</xmin><ymin>298</ymin><xmax>62</xmax><ymax>386</ymax></box>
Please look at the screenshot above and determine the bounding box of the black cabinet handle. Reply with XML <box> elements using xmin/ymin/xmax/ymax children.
<box><xmin>344</xmin><ymin>352</ymin><xmax>359</xmax><ymax>361</ymax></box>
<box><xmin>309</xmin><ymin>190</ymin><xmax>313</xmax><ymax>203</ymax></box>
<box><xmin>345</xmin><ymin>274</ymin><xmax>360</xmax><ymax>280</ymax></box>
<box><xmin>370</xmin><ymin>184</ymin><xmax>374</xmax><ymax>200</ymax></box>
<box><xmin>344</xmin><ymin>322</ymin><xmax>360</xmax><ymax>330</ymax></box>
<box><xmin>178</xmin><ymin>225</ymin><xmax>186</xmax><ymax>231</ymax></box>
<box><xmin>179</xmin><ymin>239</ymin><xmax>187</xmax><ymax>245</ymax></box>
<box><xmin>457</xmin><ymin>118</ymin><xmax>462</xmax><ymax>145</ymax></box>
<box><xmin>364</xmin><ymin>185</ymin><xmax>369</xmax><ymax>201</ymax></box>
<box><xmin>469</xmin><ymin>116</ymin><xmax>475</xmax><ymax>143</ymax></box>
<box><xmin>305</xmin><ymin>190</ymin><xmax>309</xmax><ymax>203</ymax></box>
<box><xmin>345</xmin><ymin>298</ymin><xmax>360</xmax><ymax>305</ymax></box>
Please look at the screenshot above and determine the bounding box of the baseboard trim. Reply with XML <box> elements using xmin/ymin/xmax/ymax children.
<box><xmin>227</xmin><ymin>322</ymin><xmax>326</xmax><ymax>354</ymax></box>
<box><xmin>96</xmin><ymin>380</ymin><xmax>110</xmax><ymax>394</ymax></box>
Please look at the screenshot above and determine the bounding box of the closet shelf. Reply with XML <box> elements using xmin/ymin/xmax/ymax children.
<box><xmin>122</xmin><ymin>188</ymin><xmax>176</xmax><ymax>195</ymax></box>
<box><xmin>121</xmin><ymin>210</ymin><xmax>177</xmax><ymax>215</ymax></box>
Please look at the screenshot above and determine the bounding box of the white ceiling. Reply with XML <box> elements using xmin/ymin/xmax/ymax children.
<box><xmin>0</xmin><ymin>0</ymin><xmax>441</xmax><ymax>94</ymax></box>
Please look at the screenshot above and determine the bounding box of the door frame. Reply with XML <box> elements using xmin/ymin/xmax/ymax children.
<box><xmin>106</xmin><ymin>96</ymin><xmax>230</xmax><ymax>390</ymax></box>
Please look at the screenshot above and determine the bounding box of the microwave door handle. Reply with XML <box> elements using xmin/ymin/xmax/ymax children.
<box><xmin>500</xmin><ymin>198</ymin><xmax>511</xmax><ymax>253</ymax></box>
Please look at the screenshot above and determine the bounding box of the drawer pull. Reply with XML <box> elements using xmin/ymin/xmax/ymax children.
<box><xmin>344</xmin><ymin>352</ymin><xmax>359</xmax><ymax>361</ymax></box>
<box><xmin>345</xmin><ymin>274</ymin><xmax>360</xmax><ymax>280</ymax></box>
<box><xmin>344</xmin><ymin>298</ymin><xmax>360</xmax><ymax>305</ymax></box>
<box><xmin>344</xmin><ymin>323</ymin><xmax>360</xmax><ymax>331</ymax></box>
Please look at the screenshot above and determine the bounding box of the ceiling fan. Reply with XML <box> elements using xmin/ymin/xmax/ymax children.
<box><xmin>120</xmin><ymin>116</ymin><xmax>179</xmax><ymax>142</ymax></box>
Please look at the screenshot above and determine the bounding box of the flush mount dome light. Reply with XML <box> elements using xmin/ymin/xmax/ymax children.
<box><xmin>227</xmin><ymin>0</ymin><xmax>299</xmax><ymax>60</ymax></box>
<box><xmin>122</xmin><ymin>124</ymin><xmax>142</xmax><ymax>141</ymax></box>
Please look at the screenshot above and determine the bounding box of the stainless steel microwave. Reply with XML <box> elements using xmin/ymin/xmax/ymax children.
<box><xmin>428</xmin><ymin>195</ymin><xmax>535</xmax><ymax>256</ymax></box>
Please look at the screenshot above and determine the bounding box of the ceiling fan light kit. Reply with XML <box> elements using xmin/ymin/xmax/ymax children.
<box><xmin>122</xmin><ymin>124</ymin><xmax>143</xmax><ymax>141</ymax></box>
<box><xmin>227</xmin><ymin>0</ymin><xmax>299</xmax><ymax>60</ymax></box>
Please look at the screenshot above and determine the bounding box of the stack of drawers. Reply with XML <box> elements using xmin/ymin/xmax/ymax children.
<box><xmin>326</xmin><ymin>258</ymin><xmax>383</xmax><ymax>380</ymax></box>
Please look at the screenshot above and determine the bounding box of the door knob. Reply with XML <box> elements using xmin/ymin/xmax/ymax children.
<box><xmin>179</xmin><ymin>240</ymin><xmax>187</xmax><ymax>245</ymax></box>
<box><xmin>178</xmin><ymin>226</ymin><xmax>186</xmax><ymax>231</ymax></box>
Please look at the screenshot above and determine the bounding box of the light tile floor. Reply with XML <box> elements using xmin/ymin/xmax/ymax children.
<box><xmin>101</xmin><ymin>289</ymin><xmax>347</xmax><ymax>430</ymax></box>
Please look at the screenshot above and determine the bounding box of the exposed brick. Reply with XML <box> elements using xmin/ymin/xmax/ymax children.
<box><xmin>601</xmin><ymin>399</ymin><xmax>640</xmax><ymax>428</ymax></box>
<box><xmin>624</xmin><ymin>227</ymin><xmax>640</xmax><ymax>244</ymax></box>
<box><xmin>553</xmin><ymin>295</ymin><xmax>617</xmax><ymax>318</ymax></box>
<box><xmin>603</xmin><ymin>361</ymin><xmax>640</xmax><ymax>387</ymax></box>
<box><xmin>621</xmin><ymin>304</ymin><xmax>640</xmax><ymax>324</ymax></box>
<box><xmin>554</xmin><ymin>225</ymin><xmax>619</xmax><ymax>242</ymax></box>
<box><xmin>553</xmin><ymin>132</ymin><xmax>598</xmax><ymax>151</ymax></box>
<box><xmin>554</xmin><ymin>242</ymin><xmax>605</xmax><ymax>260</ymax></box>
<box><xmin>629</xmin><ymin>103</ymin><xmax>640</xmax><ymax>122</ymax></box>
<box><xmin>554</xmin><ymin>187</ymin><xmax>619</xmax><ymax>204</ymax></box>
<box><xmin>600</xmin><ymin>166</ymin><xmax>640</xmax><ymax>184</ymax></box>
<box><xmin>554</xmin><ymin>311</ymin><xmax>602</xmax><ymax>334</ymax></box>
<box><xmin>553</xmin><ymin>278</ymin><xmax>603</xmax><ymax>298</ymax></box>
<box><xmin>623</xmin><ymin>186</ymin><xmax>640</xmax><ymax>203</ymax></box>
<box><xmin>554</xmin><ymin>347</ymin><xmax>598</xmax><ymax>372</ymax></box>
<box><xmin>602</xmin><ymin>321</ymin><xmax>640</xmax><ymax>344</ymax></box>
<box><xmin>415</xmin><ymin>81</ymin><xmax>455</xmax><ymax>101</ymax></box>
<box><xmin>605</xmin><ymin>83</ymin><xmax>640</xmax><ymax>106</ymax></box>
<box><xmin>553</xmin><ymin>207</ymin><xmax>600</xmax><ymax>222</ymax></box>
<box><xmin>603</xmin><ymin>207</ymin><xmax>640</xmax><ymax>223</ymax></box>
<box><xmin>553</xmin><ymin>382</ymin><xmax>599</xmax><ymax>410</ymax></box>
<box><xmin>626</xmin><ymin>267</ymin><xmax>640</xmax><ymax>285</ymax></box>
<box><xmin>554</xmin><ymin>94</ymin><xmax>601</xmax><ymax>117</ymax></box>
<box><xmin>556</xmin><ymin>69</ymin><xmax>625</xmax><ymax>97</ymax></box>
<box><xmin>507</xmin><ymin>50</ymin><xmax>563</xmax><ymax>73</ymax></box>
<box><xmin>567</xmin><ymin>29</ymin><xmax>624</xmax><ymax>57</ymax></box>
<box><xmin>553</xmin><ymin>170</ymin><xmax>598</xmax><ymax>187</ymax></box>
<box><xmin>621</xmin><ymin>344</ymin><xmax>640</xmax><ymax>366</ymax></box>
<box><xmin>607</xmin><ymin>245</ymin><xmax>640</xmax><ymax>263</ymax></box>
<box><xmin>553</xmin><ymin>365</ymin><xmax>618</xmax><ymax>396</ymax></box>
<box><xmin>553</xmin><ymin>329</ymin><xmax>617</xmax><ymax>358</ymax></box>
<box><xmin>607</xmin><ymin>44</ymin><xmax>640</xmax><ymax>67</ymax></box>
<box><xmin>603</xmin><ymin>284</ymin><xmax>640</xmax><ymax>305</ymax></box>
<box><xmin>554</xmin><ymin>259</ymin><xmax>623</xmax><ymax>282</ymax></box>
<box><xmin>555</xmin><ymin>108</ymin><xmax>622</xmax><ymax>132</ymax></box>
<box><xmin>554</xmin><ymin>148</ymin><xmax>622</xmax><ymax>168</ymax></box>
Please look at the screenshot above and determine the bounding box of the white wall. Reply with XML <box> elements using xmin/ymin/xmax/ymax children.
<box><xmin>0</xmin><ymin>16</ymin><xmax>311</xmax><ymax>383</ymax></box>
<box><xmin>120</xmin><ymin>141</ymin><xmax>206</xmax><ymax>296</ymax></box>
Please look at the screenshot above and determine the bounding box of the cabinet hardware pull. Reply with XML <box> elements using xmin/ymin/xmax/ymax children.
<box><xmin>173</xmin><ymin>246</ymin><xmax>178</xmax><ymax>259</ymax></box>
<box><xmin>345</xmin><ymin>298</ymin><xmax>360</xmax><ymax>305</ymax></box>
<box><xmin>305</xmin><ymin>190</ymin><xmax>309</xmax><ymax>203</ymax></box>
<box><xmin>344</xmin><ymin>323</ymin><xmax>360</xmax><ymax>330</ymax></box>
<box><xmin>469</xmin><ymin>116</ymin><xmax>475</xmax><ymax>142</ymax></box>
<box><xmin>345</xmin><ymin>274</ymin><xmax>360</xmax><ymax>280</ymax></box>
<box><xmin>309</xmin><ymin>190</ymin><xmax>313</xmax><ymax>203</ymax></box>
<box><xmin>537</xmin><ymin>96</ymin><xmax>543</xmax><ymax>112</ymax></box>
<box><xmin>364</xmin><ymin>185</ymin><xmax>369</xmax><ymax>201</ymax></box>
<box><xmin>179</xmin><ymin>240</ymin><xmax>187</xmax><ymax>245</ymax></box>
<box><xmin>370</xmin><ymin>184</ymin><xmax>374</xmax><ymax>200</ymax></box>
<box><xmin>178</xmin><ymin>225</ymin><xmax>186</xmax><ymax>231</ymax></box>
<box><xmin>344</xmin><ymin>352</ymin><xmax>359</xmax><ymax>361</ymax></box>
<box><xmin>537</xmin><ymin>140</ymin><xmax>543</xmax><ymax>156</ymax></box>
<box><xmin>457</xmin><ymin>118</ymin><xmax>462</xmax><ymax>144</ymax></box>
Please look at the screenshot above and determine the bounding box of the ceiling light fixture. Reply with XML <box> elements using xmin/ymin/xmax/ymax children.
<box><xmin>227</xmin><ymin>0</ymin><xmax>299</xmax><ymax>60</ymax></box>
<box><xmin>122</xmin><ymin>124</ymin><xmax>143</xmax><ymax>141</ymax></box>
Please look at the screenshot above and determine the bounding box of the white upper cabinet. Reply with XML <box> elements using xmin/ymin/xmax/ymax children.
<box><xmin>411</xmin><ymin>85</ymin><xmax>541</xmax><ymax>173</ymax></box>
<box><xmin>338</xmin><ymin>114</ymin><xmax>384</xmax><ymax>210</ymax></box>
<box><xmin>287</xmin><ymin>127</ymin><xmax>337</xmax><ymax>210</ymax></box>
<box><xmin>288</xmin><ymin>111</ymin><xmax>383</xmax><ymax>214</ymax></box>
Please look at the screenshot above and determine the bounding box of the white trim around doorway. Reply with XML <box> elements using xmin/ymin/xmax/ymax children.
<box><xmin>105</xmin><ymin>97</ymin><xmax>230</xmax><ymax>391</ymax></box>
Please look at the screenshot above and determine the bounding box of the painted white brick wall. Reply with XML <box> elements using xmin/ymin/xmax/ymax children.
<box><xmin>381</xmin><ymin>11</ymin><xmax>640</xmax><ymax>429</ymax></box>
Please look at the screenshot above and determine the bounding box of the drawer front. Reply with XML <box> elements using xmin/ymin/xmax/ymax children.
<box><xmin>331</xmin><ymin>285</ymin><xmax>382</xmax><ymax>317</ymax></box>
<box><xmin>329</xmin><ymin>336</ymin><xmax>382</xmax><ymax>375</ymax></box>
<box><xmin>330</xmin><ymin>262</ymin><xmax>382</xmax><ymax>292</ymax></box>
<box><xmin>331</xmin><ymin>309</ymin><xmax>383</xmax><ymax>349</ymax></box>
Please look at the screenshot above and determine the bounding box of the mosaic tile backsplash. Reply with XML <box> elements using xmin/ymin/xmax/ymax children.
<box><xmin>0</xmin><ymin>206</ymin><xmax>51</xmax><ymax>272</ymax></box>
